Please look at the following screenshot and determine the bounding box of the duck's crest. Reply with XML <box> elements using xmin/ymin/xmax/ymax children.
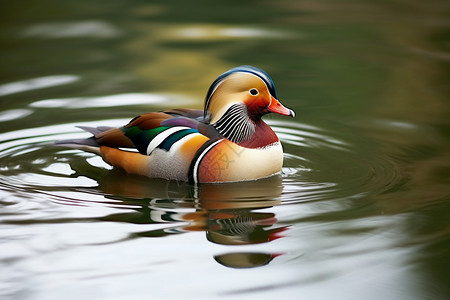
<box><xmin>203</xmin><ymin>65</ymin><xmax>277</xmax><ymax>120</ymax></box>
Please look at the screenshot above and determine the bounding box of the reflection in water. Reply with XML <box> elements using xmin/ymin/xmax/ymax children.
<box><xmin>214</xmin><ymin>253</ymin><xmax>282</xmax><ymax>269</ymax></box>
<box><xmin>205</xmin><ymin>210</ymin><xmax>284</xmax><ymax>245</ymax></box>
<box><xmin>95</xmin><ymin>172</ymin><xmax>287</xmax><ymax>268</ymax></box>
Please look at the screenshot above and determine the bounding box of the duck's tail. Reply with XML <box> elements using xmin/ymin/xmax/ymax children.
<box><xmin>54</xmin><ymin>126</ymin><xmax>114</xmax><ymax>155</ymax></box>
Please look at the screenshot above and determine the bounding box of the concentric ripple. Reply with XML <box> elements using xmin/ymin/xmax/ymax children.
<box><xmin>0</xmin><ymin>119</ymin><xmax>402</xmax><ymax>211</ymax></box>
<box><xmin>271</xmin><ymin>120</ymin><xmax>403</xmax><ymax>205</ymax></box>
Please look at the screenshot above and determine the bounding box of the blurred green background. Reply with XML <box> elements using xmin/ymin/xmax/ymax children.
<box><xmin>0</xmin><ymin>1</ymin><xmax>449</xmax><ymax>299</ymax></box>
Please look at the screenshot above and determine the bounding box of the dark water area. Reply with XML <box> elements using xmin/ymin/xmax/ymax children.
<box><xmin>1</xmin><ymin>1</ymin><xmax>449</xmax><ymax>299</ymax></box>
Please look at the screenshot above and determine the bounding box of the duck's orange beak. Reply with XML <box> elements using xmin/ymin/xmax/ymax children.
<box><xmin>267</xmin><ymin>96</ymin><xmax>295</xmax><ymax>117</ymax></box>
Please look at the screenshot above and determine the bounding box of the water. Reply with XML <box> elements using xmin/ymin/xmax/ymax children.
<box><xmin>1</xmin><ymin>1</ymin><xmax>449</xmax><ymax>299</ymax></box>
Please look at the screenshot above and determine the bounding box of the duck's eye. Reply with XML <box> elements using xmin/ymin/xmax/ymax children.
<box><xmin>249</xmin><ymin>88</ymin><xmax>259</xmax><ymax>96</ymax></box>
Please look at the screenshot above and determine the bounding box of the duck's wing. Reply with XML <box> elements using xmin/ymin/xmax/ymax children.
<box><xmin>88</xmin><ymin>112</ymin><xmax>171</xmax><ymax>151</ymax></box>
<box><xmin>164</xmin><ymin>108</ymin><xmax>204</xmax><ymax>119</ymax></box>
<box><xmin>159</xmin><ymin>109</ymin><xmax>222</xmax><ymax>140</ymax></box>
<box><xmin>59</xmin><ymin>109</ymin><xmax>220</xmax><ymax>154</ymax></box>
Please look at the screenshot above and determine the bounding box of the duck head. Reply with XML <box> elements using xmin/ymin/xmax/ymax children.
<box><xmin>203</xmin><ymin>66</ymin><xmax>295</xmax><ymax>143</ymax></box>
<box><xmin>204</xmin><ymin>66</ymin><xmax>294</xmax><ymax>123</ymax></box>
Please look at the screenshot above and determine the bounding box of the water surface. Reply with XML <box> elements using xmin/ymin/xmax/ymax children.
<box><xmin>1</xmin><ymin>1</ymin><xmax>449</xmax><ymax>299</ymax></box>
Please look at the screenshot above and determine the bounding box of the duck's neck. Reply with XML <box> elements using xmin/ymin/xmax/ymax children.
<box><xmin>238</xmin><ymin>118</ymin><xmax>279</xmax><ymax>149</ymax></box>
<box><xmin>211</xmin><ymin>103</ymin><xmax>279</xmax><ymax>148</ymax></box>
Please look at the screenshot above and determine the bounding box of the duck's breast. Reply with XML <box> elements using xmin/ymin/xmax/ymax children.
<box><xmin>195</xmin><ymin>140</ymin><xmax>283</xmax><ymax>183</ymax></box>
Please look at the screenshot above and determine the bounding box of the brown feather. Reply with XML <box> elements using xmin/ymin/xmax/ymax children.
<box><xmin>164</xmin><ymin>108</ymin><xmax>203</xmax><ymax>119</ymax></box>
<box><xmin>95</xmin><ymin>128</ymin><xmax>134</xmax><ymax>148</ymax></box>
<box><xmin>93</xmin><ymin>112</ymin><xmax>172</xmax><ymax>148</ymax></box>
<box><xmin>124</xmin><ymin>112</ymin><xmax>172</xmax><ymax>130</ymax></box>
<box><xmin>92</xmin><ymin>109</ymin><xmax>214</xmax><ymax>149</ymax></box>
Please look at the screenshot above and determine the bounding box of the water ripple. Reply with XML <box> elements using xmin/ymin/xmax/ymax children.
<box><xmin>0</xmin><ymin>75</ymin><xmax>79</xmax><ymax>96</ymax></box>
<box><xmin>0</xmin><ymin>119</ymin><xmax>403</xmax><ymax>212</ymax></box>
<box><xmin>270</xmin><ymin>120</ymin><xmax>403</xmax><ymax>206</ymax></box>
<box><xmin>29</xmin><ymin>93</ymin><xmax>194</xmax><ymax>109</ymax></box>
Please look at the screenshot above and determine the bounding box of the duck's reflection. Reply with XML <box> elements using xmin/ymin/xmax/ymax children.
<box><xmin>94</xmin><ymin>170</ymin><xmax>287</xmax><ymax>268</ymax></box>
<box><xmin>214</xmin><ymin>252</ymin><xmax>283</xmax><ymax>269</ymax></box>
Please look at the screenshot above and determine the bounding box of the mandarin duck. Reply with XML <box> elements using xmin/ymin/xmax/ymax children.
<box><xmin>57</xmin><ymin>66</ymin><xmax>294</xmax><ymax>183</ymax></box>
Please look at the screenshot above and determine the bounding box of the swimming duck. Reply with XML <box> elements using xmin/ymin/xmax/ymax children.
<box><xmin>57</xmin><ymin>66</ymin><xmax>294</xmax><ymax>183</ymax></box>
